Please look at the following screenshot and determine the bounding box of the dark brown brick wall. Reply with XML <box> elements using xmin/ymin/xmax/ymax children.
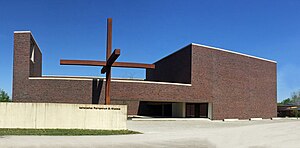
<box><xmin>146</xmin><ymin>45</ymin><xmax>191</xmax><ymax>84</ymax></box>
<box><xmin>191</xmin><ymin>45</ymin><xmax>277</xmax><ymax>119</ymax></box>
<box><xmin>21</xmin><ymin>78</ymin><xmax>193</xmax><ymax>115</ymax></box>
<box><xmin>110</xmin><ymin>81</ymin><xmax>193</xmax><ymax>115</ymax></box>
<box><xmin>13</xmin><ymin>32</ymin><xmax>31</xmax><ymax>100</ymax></box>
<box><xmin>12</xmin><ymin>32</ymin><xmax>277</xmax><ymax>120</ymax></box>
<box><xmin>13</xmin><ymin>32</ymin><xmax>42</xmax><ymax>100</ymax></box>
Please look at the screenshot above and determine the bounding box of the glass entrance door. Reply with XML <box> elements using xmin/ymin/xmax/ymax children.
<box><xmin>186</xmin><ymin>103</ymin><xmax>208</xmax><ymax>118</ymax></box>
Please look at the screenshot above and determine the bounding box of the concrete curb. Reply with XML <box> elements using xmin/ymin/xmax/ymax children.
<box><xmin>285</xmin><ymin>117</ymin><xmax>300</xmax><ymax>120</ymax></box>
<box><xmin>250</xmin><ymin>118</ymin><xmax>263</xmax><ymax>121</ymax></box>
<box><xmin>271</xmin><ymin>117</ymin><xmax>284</xmax><ymax>120</ymax></box>
<box><xmin>223</xmin><ymin>119</ymin><xmax>239</xmax><ymax>122</ymax></box>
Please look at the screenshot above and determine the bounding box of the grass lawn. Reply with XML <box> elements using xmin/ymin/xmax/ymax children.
<box><xmin>0</xmin><ymin>128</ymin><xmax>141</xmax><ymax>136</ymax></box>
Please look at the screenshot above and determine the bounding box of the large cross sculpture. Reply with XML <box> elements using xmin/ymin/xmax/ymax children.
<box><xmin>60</xmin><ymin>18</ymin><xmax>155</xmax><ymax>105</ymax></box>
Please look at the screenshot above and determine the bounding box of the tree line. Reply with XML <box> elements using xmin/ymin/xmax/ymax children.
<box><xmin>278</xmin><ymin>90</ymin><xmax>300</xmax><ymax>105</ymax></box>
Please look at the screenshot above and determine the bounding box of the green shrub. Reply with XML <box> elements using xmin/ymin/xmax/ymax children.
<box><xmin>0</xmin><ymin>89</ymin><xmax>10</xmax><ymax>102</ymax></box>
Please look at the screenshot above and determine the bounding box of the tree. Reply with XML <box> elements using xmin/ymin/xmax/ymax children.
<box><xmin>279</xmin><ymin>98</ymin><xmax>292</xmax><ymax>105</ymax></box>
<box><xmin>280</xmin><ymin>98</ymin><xmax>292</xmax><ymax>105</ymax></box>
<box><xmin>0</xmin><ymin>89</ymin><xmax>10</xmax><ymax>102</ymax></box>
<box><xmin>291</xmin><ymin>91</ymin><xmax>300</xmax><ymax>105</ymax></box>
<box><xmin>278</xmin><ymin>90</ymin><xmax>300</xmax><ymax>117</ymax></box>
<box><xmin>280</xmin><ymin>90</ymin><xmax>300</xmax><ymax>105</ymax></box>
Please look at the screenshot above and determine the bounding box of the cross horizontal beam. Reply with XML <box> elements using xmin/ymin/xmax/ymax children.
<box><xmin>60</xmin><ymin>60</ymin><xmax>105</xmax><ymax>66</ymax></box>
<box><xmin>60</xmin><ymin>60</ymin><xmax>155</xmax><ymax>69</ymax></box>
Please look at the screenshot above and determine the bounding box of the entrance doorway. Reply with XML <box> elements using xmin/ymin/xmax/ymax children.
<box><xmin>186</xmin><ymin>103</ymin><xmax>208</xmax><ymax>118</ymax></box>
<box><xmin>138</xmin><ymin>101</ymin><xmax>172</xmax><ymax>117</ymax></box>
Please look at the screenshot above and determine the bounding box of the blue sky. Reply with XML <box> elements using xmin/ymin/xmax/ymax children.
<box><xmin>0</xmin><ymin>0</ymin><xmax>300</xmax><ymax>102</ymax></box>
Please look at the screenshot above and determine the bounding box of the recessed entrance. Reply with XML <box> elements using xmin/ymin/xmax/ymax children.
<box><xmin>138</xmin><ymin>101</ymin><xmax>210</xmax><ymax>118</ymax></box>
<box><xmin>138</xmin><ymin>101</ymin><xmax>172</xmax><ymax>117</ymax></box>
<box><xmin>186</xmin><ymin>103</ymin><xmax>208</xmax><ymax>118</ymax></box>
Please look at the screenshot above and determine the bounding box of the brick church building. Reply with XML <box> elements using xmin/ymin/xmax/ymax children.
<box><xmin>13</xmin><ymin>31</ymin><xmax>277</xmax><ymax>120</ymax></box>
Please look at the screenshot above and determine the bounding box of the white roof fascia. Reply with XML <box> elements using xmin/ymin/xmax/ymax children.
<box><xmin>192</xmin><ymin>43</ymin><xmax>276</xmax><ymax>63</ymax></box>
<box><xmin>29</xmin><ymin>76</ymin><xmax>192</xmax><ymax>86</ymax></box>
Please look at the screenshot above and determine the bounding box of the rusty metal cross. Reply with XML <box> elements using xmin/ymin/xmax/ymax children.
<box><xmin>60</xmin><ymin>18</ymin><xmax>155</xmax><ymax>105</ymax></box>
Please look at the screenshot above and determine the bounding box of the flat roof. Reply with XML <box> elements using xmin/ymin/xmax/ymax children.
<box><xmin>29</xmin><ymin>76</ymin><xmax>192</xmax><ymax>86</ymax></box>
<box><xmin>192</xmin><ymin>43</ymin><xmax>276</xmax><ymax>63</ymax></box>
<box><xmin>41</xmin><ymin>75</ymin><xmax>145</xmax><ymax>81</ymax></box>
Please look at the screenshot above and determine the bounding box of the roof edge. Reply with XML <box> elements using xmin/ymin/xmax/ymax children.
<box><xmin>29</xmin><ymin>76</ymin><xmax>192</xmax><ymax>86</ymax></box>
<box><xmin>191</xmin><ymin>43</ymin><xmax>277</xmax><ymax>63</ymax></box>
<box><xmin>14</xmin><ymin>31</ymin><xmax>32</xmax><ymax>33</ymax></box>
<box><xmin>14</xmin><ymin>30</ymin><xmax>42</xmax><ymax>55</ymax></box>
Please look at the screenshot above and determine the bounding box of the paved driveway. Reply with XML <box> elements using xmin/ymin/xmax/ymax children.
<box><xmin>0</xmin><ymin>119</ymin><xmax>299</xmax><ymax>148</ymax></box>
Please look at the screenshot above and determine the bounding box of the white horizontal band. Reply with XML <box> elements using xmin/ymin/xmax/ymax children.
<box><xmin>14</xmin><ymin>31</ymin><xmax>31</xmax><ymax>33</ymax></box>
<box><xmin>29</xmin><ymin>76</ymin><xmax>192</xmax><ymax>86</ymax></box>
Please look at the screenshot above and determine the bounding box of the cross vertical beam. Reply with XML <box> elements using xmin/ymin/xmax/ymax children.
<box><xmin>106</xmin><ymin>18</ymin><xmax>112</xmax><ymax>60</ymax></box>
<box><xmin>105</xmin><ymin>18</ymin><xmax>112</xmax><ymax>105</ymax></box>
<box><xmin>59</xmin><ymin>18</ymin><xmax>155</xmax><ymax>106</ymax></box>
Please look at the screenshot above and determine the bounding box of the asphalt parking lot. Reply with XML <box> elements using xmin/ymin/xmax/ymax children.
<box><xmin>0</xmin><ymin>119</ymin><xmax>299</xmax><ymax>148</ymax></box>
